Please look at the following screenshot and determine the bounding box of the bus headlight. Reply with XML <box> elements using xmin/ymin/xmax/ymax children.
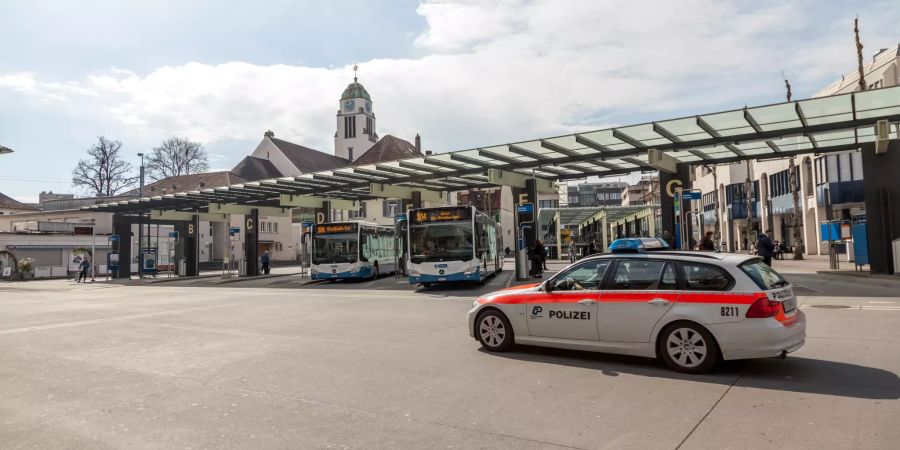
<box><xmin>310</xmin><ymin>268</ymin><xmax>318</xmax><ymax>275</ymax></box>
<box><xmin>464</xmin><ymin>266</ymin><xmax>478</xmax><ymax>275</ymax></box>
<box><xmin>350</xmin><ymin>266</ymin><xmax>361</xmax><ymax>273</ymax></box>
<box><xmin>409</xmin><ymin>269</ymin><xmax>420</xmax><ymax>276</ymax></box>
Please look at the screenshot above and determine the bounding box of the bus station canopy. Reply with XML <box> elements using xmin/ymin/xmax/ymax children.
<box><xmin>86</xmin><ymin>86</ymin><xmax>900</xmax><ymax>214</ymax></box>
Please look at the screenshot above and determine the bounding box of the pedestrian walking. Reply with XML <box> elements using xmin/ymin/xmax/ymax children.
<box><xmin>568</xmin><ymin>240</ymin><xmax>576</xmax><ymax>263</ymax></box>
<box><xmin>756</xmin><ymin>229</ymin><xmax>775</xmax><ymax>266</ymax></box>
<box><xmin>588</xmin><ymin>239</ymin><xmax>598</xmax><ymax>256</ymax></box>
<box><xmin>261</xmin><ymin>250</ymin><xmax>271</xmax><ymax>275</ymax></box>
<box><xmin>77</xmin><ymin>257</ymin><xmax>90</xmax><ymax>283</ymax></box>
<box><xmin>530</xmin><ymin>240</ymin><xmax>544</xmax><ymax>279</ymax></box>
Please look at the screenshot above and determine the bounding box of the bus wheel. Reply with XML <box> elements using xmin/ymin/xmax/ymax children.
<box><xmin>372</xmin><ymin>263</ymin><xmax>379</xmax><ymax>279</ymax></box>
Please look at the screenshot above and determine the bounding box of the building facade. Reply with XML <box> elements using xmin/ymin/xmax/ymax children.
<box><xmin>691</xmin><ymin>44</ymin><xmax>900</xmax><ymax>255</ymax></box>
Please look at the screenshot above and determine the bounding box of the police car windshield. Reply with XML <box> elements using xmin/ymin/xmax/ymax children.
<box><xmin>312</xmin><ymin>234</ymin><xmax>358</xmax><ymax>264</ymax></box>
<box><xmin>740</xmin><ymin>260</ymin><xmax>788</xmax><ymax>290</ymax></box>
<box><xmin>409</xmin><ymin>222</ymin><xmax>473</xmax><ymax>263</ymax></box>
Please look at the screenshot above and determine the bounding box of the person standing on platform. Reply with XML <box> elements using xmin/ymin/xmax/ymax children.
<box><xmin>701</xmin><ymin>231</ymin><xmax>715</xmax><ymax>251</ymax></box>
<box><xmin>568</xmin><ymin>240</ymin><xmax>576</xmax><ymax>263</ymax></box>
<box><xmin>531</xmin><ymin>240</ymin><xmax>544</xmax><ymax>279</ymax></box>
<box><xmin>77</xmin><ymin>257</ymin><xmax>90</xmax><ymax>283</ymax></box>
<box><xmin>756</xmin><ymin>230</ymin><xmax>775</xmax><ymax>266</ymax></box>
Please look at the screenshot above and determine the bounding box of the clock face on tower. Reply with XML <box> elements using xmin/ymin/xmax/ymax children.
<box><xmin>365</xmin><ymin>101</ymin><xmax>372</xmax><ymax>113</ymax></box>
<box><xmin>343</xmin><ymin>99</ymin><xmax>355</xmax><ymax>113</ymax></box>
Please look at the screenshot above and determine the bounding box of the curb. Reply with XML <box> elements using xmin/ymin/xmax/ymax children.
<box><xmin>815</xmin><ymin>270</ymin><xmax>900</xmax><ymax>288</ymax></box>
<box><xmin>143</xmin><ymin>274</ymin><xmax>220</xmax><ymax>284</ymax></box>
<box><xmin>214</xmin><ymin>272</ymin><xmax>300</xmax><ymax>285</ymax></box>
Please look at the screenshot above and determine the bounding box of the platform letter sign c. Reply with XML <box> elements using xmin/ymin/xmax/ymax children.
<box><xmin>246</xmin><ymin>218</ymin><xmax>254</xmax><ymax>231</ymax></box>
<box><xmin>665</xmin><ymin>179</ymin><xmax>683</xmax><ymax>198</ymax></box>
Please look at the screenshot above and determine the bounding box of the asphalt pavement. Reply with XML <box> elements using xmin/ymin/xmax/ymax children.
<box><xmin>1</xmin><ymin>262</ymin><xmax>898</xmax><ymax>449</ymax></box>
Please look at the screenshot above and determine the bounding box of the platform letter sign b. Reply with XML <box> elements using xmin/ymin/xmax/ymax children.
<box><xmin>188</xmin><ymin>223</ymin><xmax>195</xmax><ymax>236</ymax></box>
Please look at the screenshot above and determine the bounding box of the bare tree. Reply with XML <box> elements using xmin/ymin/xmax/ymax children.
<box><xmin>72</xmin><ymin>136</ymin><xmax>135</xmax><ymax>196</ymax></box>
<box><xmin>146</xmin><ymin>137</ymin><xmax>208</xmax><ymax>181</ymax></box>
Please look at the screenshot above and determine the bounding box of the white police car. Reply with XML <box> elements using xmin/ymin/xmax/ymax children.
<box><xmin>467</xmin><ymin>246</ymin><xmax>805</xmax><ymax>373</ymax></box>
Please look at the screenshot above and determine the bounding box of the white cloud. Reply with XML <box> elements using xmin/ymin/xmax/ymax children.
<box><xmin>2</xmin><ymin>0</ymin><xmax>898</xmax><ymax>159</ymax></box>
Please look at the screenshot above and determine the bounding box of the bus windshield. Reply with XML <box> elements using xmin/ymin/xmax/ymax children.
<box><xmin>409</xmin><ymin>222</ymin><xmax>473</xmax><ymax>263</ymax></box>
<box><xmin>312</xmin><ymin>233</ymin><xmax>358</xmax><ymax>264</ymax></box>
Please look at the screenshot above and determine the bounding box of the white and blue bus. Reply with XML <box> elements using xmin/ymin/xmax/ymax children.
<box><xmin>311</xmin><ymin>221</ymin><xmax>396</xmax><ymax>280</ymax></box>
<box><xmin>407</xmin><ymin>206</ymin><xmax>502</xmax><ymax>285</ymax></box>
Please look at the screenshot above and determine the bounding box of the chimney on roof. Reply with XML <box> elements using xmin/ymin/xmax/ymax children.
<box><xmin>425</xmin><ymin>150</ymin><xmax>433</xmax><ymax>156</ymax></box>
<box><xmin>415</xmin><ymin>133</ymin><xmax>421</xmax><ymax>154</ymax></box>
<box><xmin>264</xmin><ymin>130</ymin><xmax>275</xmax><ymax>138</ymax></box>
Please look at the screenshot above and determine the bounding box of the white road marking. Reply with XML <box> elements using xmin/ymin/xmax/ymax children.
<box><xmin>0</xmin><ymin>307</ymin><xmax>209</xmax><ymax>335</ymax></box>
<box><xmin>868</xmin><ymin>301</ymin><xmax>896</xmax><ymax>304</ymax></box>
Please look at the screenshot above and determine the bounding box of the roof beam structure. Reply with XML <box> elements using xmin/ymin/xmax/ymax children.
<box><xmin>370</xmin><ymin>183</ymin><xmax>449</xmax><ymax>203</ymax></box>
<box><xmin>83</xmin><ymin>86</ymin><xmax>900</xmax><ymax>213</ymax></box>
<box><xmin>486</xmin><ymin>168</ymin><xmax>556</xmax><ymax>193</ymax></box>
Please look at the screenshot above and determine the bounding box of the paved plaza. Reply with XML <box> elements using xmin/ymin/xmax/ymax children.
<box><xmin>1</xmin><ymin>260</ymin><xmax>899</xmax><ymax>449</ymax></box>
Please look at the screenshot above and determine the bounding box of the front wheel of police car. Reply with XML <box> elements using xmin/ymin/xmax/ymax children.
<box><xmin>658</xmin><ymin>322</ymin><xmax>720</xmax><ymax>374</ymax></box>
<box><xmin>476</xmin><ymin>310</ymin><xmax>514</xmax><ymax>352</ymax></box>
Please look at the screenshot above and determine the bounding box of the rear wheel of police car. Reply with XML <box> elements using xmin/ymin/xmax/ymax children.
<box><xmin>658</xmin><ymin>321</ymin><xmax>720</xmax><ymax>374</ymax></box>
<box><xmin>476</xmin><ymin>310</ymin><xmax>514</xmax><ymax>352</ymax></box>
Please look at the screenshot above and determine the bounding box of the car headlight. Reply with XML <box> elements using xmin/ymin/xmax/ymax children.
<box><xmin>472</xmin><ymin>300</ymin><xmax>480</xmax><ymax>308</ymax></box>
<box><xmin>409</xmin><ymin>269</ymin><xmax>420</xmax><ymax>276</ymax></box>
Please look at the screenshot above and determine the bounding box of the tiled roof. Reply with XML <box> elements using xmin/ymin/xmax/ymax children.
<box><xmin>132</xmin><ymin>171</ymin><xmax>248</xmax><ymax>196</ymax></box>
<box><xmin>0</xmin><ymin>192</ymin><xmax>36</xmax><ymax>211</ymax></box>
<box><xmin>351</xmin><ymin>135</ymin><xmax>422</xmax><ymax>166</ymax></box>
<box><xmin>270</xmin><ymin>137</ymin><xmax>349</xmax><ymax>173</ymax></box>
<box><xmin>231</xmin><ymin>156</ymin><xmax>283</xmax><ymax>181</ymax></box>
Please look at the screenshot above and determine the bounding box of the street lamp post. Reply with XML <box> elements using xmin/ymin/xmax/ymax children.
<box><xmin>137</xmin><ymin>152</ymin><xmax>145</xmax><ymax>279</ymax></box>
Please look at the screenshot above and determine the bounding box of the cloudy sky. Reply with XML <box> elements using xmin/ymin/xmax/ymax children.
<box><xmin>1</xmin><ymin>0</ymin><xmax>897</xmax><ymax>202</ymax></box>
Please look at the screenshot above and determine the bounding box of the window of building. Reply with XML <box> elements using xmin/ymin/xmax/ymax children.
<box><xmin>365</xmin><ymin>117</ymin><xmax>373</xmax><ymax>135</ymax></box>
<box><xmin>348</xmin><ymin>147</ymin><xmax>353</xmax><ymax>161</ymax></box>
<box><xmin>838</xmin><ymin>153</ymin><xmax>852</xmax><ymax>182</ymax></box>
<box><xmin>383</xmin><ymin>199</ymin><xmax>400</xmax><ymax>217</ymax></box>
<box><xmin>343</xmin><ymin>116</ymin><xmax>357</xmax><ymax>138</ymax></box>
<box><xmin>272</xmin><ymin>222</ymin><xmax>278</xmax><ymax>233</ymax></box>
<box><xmin>568</xmin><ymin>195</ymin><xmax>579</xmax><ymax>204</ymax></box>
<box><xmin>826</xmin><ymin>155</ymin><xmax>839</xmax><ymax>183</ymax></box>
<box><xmin>851</xmin><ymin>151</ymin><xmax>864</xmax><ymax>180</ymax></box>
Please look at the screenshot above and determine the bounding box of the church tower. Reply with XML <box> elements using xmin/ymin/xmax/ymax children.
<box><xmin>334</xmin><ymin>65</ymin><xmax>377</xmax><ymax>162</ymax></box>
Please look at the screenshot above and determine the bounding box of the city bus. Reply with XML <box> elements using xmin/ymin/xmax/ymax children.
<box><xmin>310</xmin><ymin>221</ymin><xmax>396</xmax><ymax>280</ymax></box>
<box><xmin>407</xmin><ymin>206</ymin><xmax>502</xmax><ymax>285</ymax></box>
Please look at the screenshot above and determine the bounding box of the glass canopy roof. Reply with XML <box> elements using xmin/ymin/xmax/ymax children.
<box><xmin>88</xmin><ymin>86</ymin><xmax>900</xmax><ymax>213</ymax></box>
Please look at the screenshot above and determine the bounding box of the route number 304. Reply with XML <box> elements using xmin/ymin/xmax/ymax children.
<box><xmin>720</xmin><ymin>306</ymin><xmax>739</xmax><ymax>317</ymax></box>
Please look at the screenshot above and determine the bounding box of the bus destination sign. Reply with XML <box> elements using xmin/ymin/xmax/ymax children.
<box><xmin>315</xmin><ymin>223</ymin><xmax>358</xmax><ymax>235</ymax></box>
<box><xmin>412</xmin><ymin>207</ymin><xmax>471</xmax><ymax>224</ymax></box>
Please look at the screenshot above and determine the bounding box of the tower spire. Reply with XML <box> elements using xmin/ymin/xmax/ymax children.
<box><xmin>353</xmin><ymin>63</ymin><xmax>359</xmax><ymax>82</ymax></box>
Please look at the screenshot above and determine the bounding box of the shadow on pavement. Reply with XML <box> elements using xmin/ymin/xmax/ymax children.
<box><xmin>486</xmin><ymin>345</ymin><xmax>900</xmax><ymax>400</ymax></box>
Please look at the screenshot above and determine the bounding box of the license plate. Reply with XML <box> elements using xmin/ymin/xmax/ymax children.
<box><xmin>438</xmin><ymin>277</ymin><xmax>446</xmax><ymax>281</ymax></box>
<box><xmin>782</xmin><ymin>298</ymin><xmax>797</xmax><ymax>313</ymax></box>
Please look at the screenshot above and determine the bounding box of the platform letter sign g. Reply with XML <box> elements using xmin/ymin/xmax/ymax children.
<box><xmin>665</xmin><ymin>179</ymin><xmax>683</xmax><ymax>198</ymax></box>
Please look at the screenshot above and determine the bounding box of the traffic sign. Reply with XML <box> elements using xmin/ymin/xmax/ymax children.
<box><xmin>168</xmin><ymin>231</ymin><xmax>180</xmax><ymax>239</ymax></box>
<box><xmin>681</xmin><ymin>191</ymin><xmax>701</xmax><ymax>200</ymax></box>
<box><xmin>516</xmin><ymin>203</ymin><xmax>534</xmax><ymax>224</ymax></box>
<box><xmin>228</xmin><ymin>227</ymin><xmax>240</xmax><ymax>236</ymax></box>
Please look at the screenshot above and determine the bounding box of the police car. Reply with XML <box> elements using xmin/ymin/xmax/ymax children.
<box><xmin>467</xmin><ymin>245</ymin><xmax>805</xmax><ymax>373</ymax></box>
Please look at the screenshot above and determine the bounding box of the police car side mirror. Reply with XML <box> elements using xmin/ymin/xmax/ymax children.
<box><xmin>543</xmin><ymin>280</ymin><xmax>553</xmax><ymax>293</ymax></box>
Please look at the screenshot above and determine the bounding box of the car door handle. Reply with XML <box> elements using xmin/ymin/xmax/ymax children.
<box><xmin>578</xmin><ymin>299</ymin><xmax>596</xmax><ymax>305</ymax></box>
<box><xmin>648</xmin><ymin>298</ymin><xmax>671</xmax><ymax>306</ymax></box>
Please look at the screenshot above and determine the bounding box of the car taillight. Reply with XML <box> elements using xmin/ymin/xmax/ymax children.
<box><xmin>746</xmin><ymin>297</ymin><xmax>781</xmax><ymax>318</ymax></box>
